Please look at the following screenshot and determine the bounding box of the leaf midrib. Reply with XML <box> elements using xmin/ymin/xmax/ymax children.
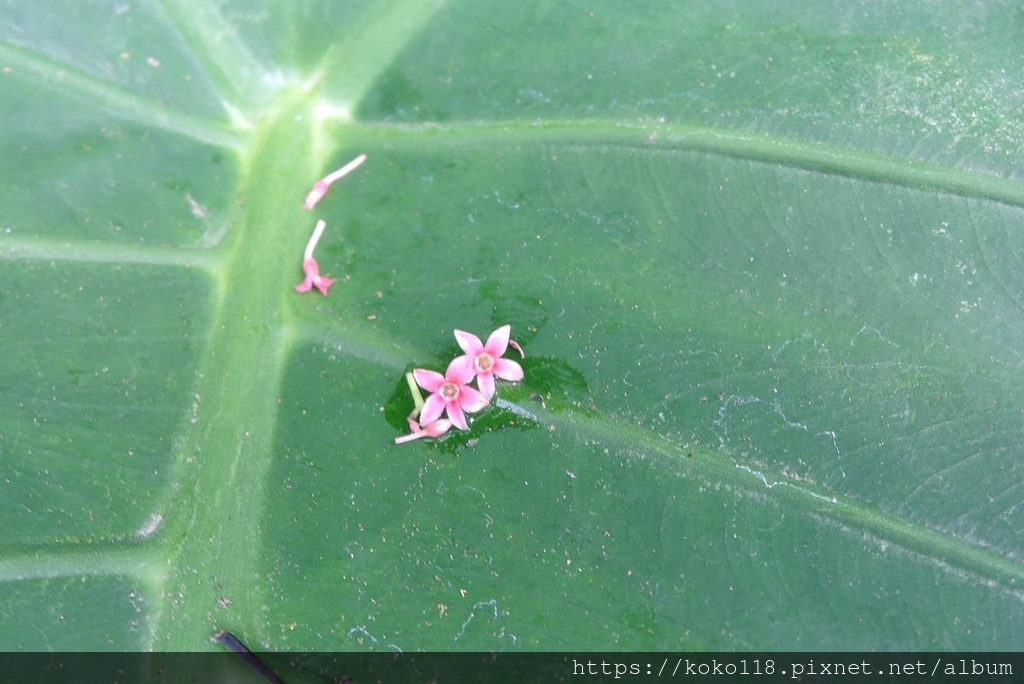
<box><xmin>147</xmin><ymin>88</ymin><xmax>313</xmax><ymax>650</ymax></box>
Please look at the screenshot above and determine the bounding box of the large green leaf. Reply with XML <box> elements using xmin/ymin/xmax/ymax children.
<box><xmin>1</xmin><ymin>0</ymin><xmax>1022</xmax><ymax>652</ymax></box>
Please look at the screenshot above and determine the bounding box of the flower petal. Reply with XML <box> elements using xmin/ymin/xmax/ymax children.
<box><xmin>413</xmin><ymin>368</ymin><xmax>446</xmax><ymax>393</ymax></box>
<box><xmin>420</xmin><ymin>393</ymin><xmax>446</xmax><ymax>425</ymax></box>
<box><xmin>312</xmin><ymin>275</ymin><xmax>335</xmax><ymax>296</ymax></box>
<box><xmin>422</xmin><ymin>418</ymin><xmax>453</xmax><ymax>437</ymax></box>
<box><xmin>483</xmin><ymin>325</ymin><xmax>511</xmax><ymax>357</ymax></box>
<box><xmin>476</xmin><ymin>372</ymin><xmax>496</xmax><ymax>401</ymax></box>
<box><xmin>445</xmin><ymin>355</ymin><xmax>477</xmax><ymax>386</ymax></box>
<box><xmin>446</xmin><ymin>402</ymin><xmax>469</xmax><ymax>430</ymax></box>
<box><xmin>454</xmin><ymin>329</ymin><xmax>484</xmax><ymax>356</ymax></box>
<box><xmin>458</xmin><ymin>385</ymin><xmax>490</xmax><ymax>414</ymax></box>
<box><xmin>492</xmin><ymin>358</ymin><xmax>524</xmax><ymax>382</ymax></box>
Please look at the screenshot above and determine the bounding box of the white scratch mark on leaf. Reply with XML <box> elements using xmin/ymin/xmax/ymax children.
<box><xmin>734</xmin><ymin>463</ymin><xmax>838</xmax><ymax>504</ymax></box>
<box><xmin>346</xmin><ymin>626</ymin><xmax>403</xmax><ymax>652</ymax></box>
<box><xmin>135</xmin><ymin>513</ymin><xmax>164</xmax><ymax>539</ymax></box>
<box><xmin>455</xmin><ymin>598</ymin><xmax>498</xmax><ymax>641</ymax></box>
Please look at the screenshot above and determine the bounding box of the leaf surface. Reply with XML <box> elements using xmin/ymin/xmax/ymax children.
<box><xmin>1</xmin><ymin>0</ymin><xmax>1022</xmax><ymax>651</ymax></box>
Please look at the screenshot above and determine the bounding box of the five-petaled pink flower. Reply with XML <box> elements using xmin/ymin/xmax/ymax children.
<box><xmin>414</xmin><ymin>357</ymin><xmax>489</xmax><ymax>431</ymax></box>
<box><xmin>295</xmin><ymin>258</ymin><xmax>335</xmax><ymax>295</ymax></box>
<box><xmin>454</xmin><ymin>324</ymin><xmax>525</xmax><ymax>400</ymax></box>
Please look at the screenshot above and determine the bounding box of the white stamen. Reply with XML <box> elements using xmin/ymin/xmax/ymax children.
<box><xmin>304</xmin><ymin>219</ymin><xmax>327</xmax><ymax>261</ymax></box>
<box><xmin>323</xmin><ymin>153</ymin><xmax>367</xmax><ymax>185</ymax></box>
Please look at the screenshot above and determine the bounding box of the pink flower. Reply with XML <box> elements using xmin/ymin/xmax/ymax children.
<box><xmin>413</xmin><ymin>357</ymin><xmax>488</xmax><ymax>431</ymax></box>
<box><xmin>394</xmin><ymin>416</ymin><xmax>452</xmax><ymax>444</ymax></box>
<box><xmin>295</xmin><ymin>220</ymin><xmax>335</xmax><ymax>295</ymax></box>
<box><xmin>454</xmin><ymin>325</ymin><xmax>524</xmax><ymax>400</ymax></box>
<box><xmin>294</xmin><ymin>258</ymin><xmax>335</xmax><ymax>295</ymax></box>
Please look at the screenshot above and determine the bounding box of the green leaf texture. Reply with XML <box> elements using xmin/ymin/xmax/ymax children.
<box><xmin>1</xmin><ymin>0</ymin><xmax>1022</xmax><ymax>651</ymax></box>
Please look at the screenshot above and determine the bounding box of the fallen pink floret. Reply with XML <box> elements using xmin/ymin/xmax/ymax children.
<box><xmin>303</xmin><ymin>153</ymin><xmax>367</xmax><ymax>210</ymax></box>
<box><xmin>295</xmin><ymin>220</ymin><xmax>336</xmax><ymax>295</ymax></box>
<box><xmin>394</xmin><ymin>416</ymin><xmax>453</xmax><ymax>444</ymax></box>
<box><xmin>453</xmin><ymin>324</ymin><xmax>525</xmax><ymax>400</ymax></box>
